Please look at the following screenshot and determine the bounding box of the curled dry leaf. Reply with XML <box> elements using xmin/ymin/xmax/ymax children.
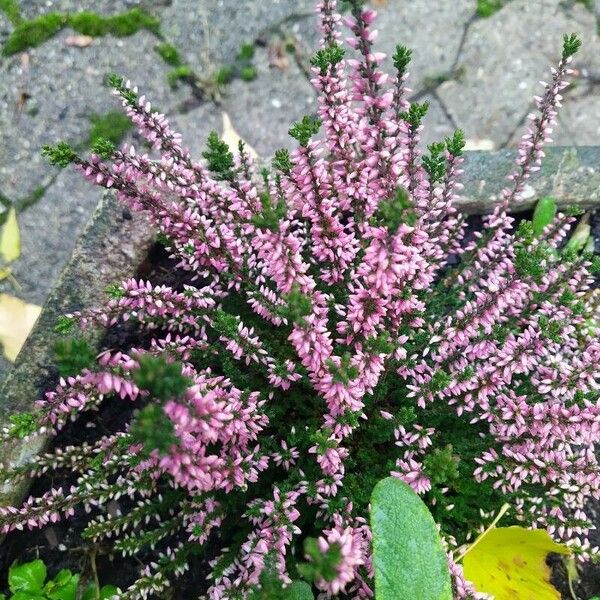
<box><xmin>268</xmin><ymin>41</ymin><xmax>290</xmax><ymax>70</ymax></box>
<box><xmin>221</xmin><ymin>113</ymin><xmax>258</xmax><ymax>160</ymax></box>
<box><xmin>0</xmin><ymin>207</ymin><xmax>21</xmax><ymax>264</ymax></box>
<box><xmin>0</xmin><ymin>293</ymin><xmax>41</xmax><ymax>362</ymax></box>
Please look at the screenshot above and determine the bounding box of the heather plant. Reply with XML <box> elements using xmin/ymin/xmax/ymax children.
<box><xmin>0</xmin><ymin>0</ymin><xmax>598</xmax><ymax>598</ymax></box>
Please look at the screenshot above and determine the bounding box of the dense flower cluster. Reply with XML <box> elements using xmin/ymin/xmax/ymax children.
<box><xmin>1</xmin><ymin>1</ymin><xmax>597</xmax><ymax>598</ymax></box>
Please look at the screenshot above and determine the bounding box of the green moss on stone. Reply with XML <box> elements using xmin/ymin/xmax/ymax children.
<box><xmin>214</xmin><ymin>65</ymin><xmax>234</xmax><ymax>86</ymax></box>
<box><xmin>237</xmin><ymin>42</ymin><xmax>255</xmax><ymax>61</ymax></box>
<box><xmin>476</xmin><ymin>0</ymin><xmax>506</xmax><ymax>17</ymax></box>
<box><xmin>155</xmin><ymin>42</ymin><xmax>182</xmax><ymax>66</ymax></box>
<box><xmin>88</xmin><ymin>111</ymin><xmax>132</xmax><ymax>147</ymax></box>
<box><xmin>0</xmin><ymin>0</ymin><xmax>21</xmax><ymax>25</ymax></box>
<box><xmin>68</xmin><ymin>8</ymin><xmax>160</xmax><ymax>38</ymax></box>
<box><xmin>240</xmin><ymin>65</ymin><xmax>257</xmax><ymax>81</ymax></box>
<box><xmin>2</xmin><ymin>12</ymin><xmax>65</xmax><ymax>55</ymax></box>
<box><xmin>2</xmin><ymin>8</ymin><xmax>160</xmax><ymax>56</ymax></box>
<box><xmin>167</xmin><ymin>65</ymin><xmax>192</xmax><ymax>88</ymax></box>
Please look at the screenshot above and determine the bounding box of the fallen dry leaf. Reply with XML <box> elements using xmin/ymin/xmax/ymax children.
<box><xmin>65</xmin><ymin>35</ymin><xmax>94</xmax><ymax>48</ymax></box>
<box><xmin>268</xmin><ymin>42</ymin><xmax>290</xmax><ymax>71</ymax></box>
<box><xmin>372</xmin><ymin>0</ymin><xmax>389</xmax><ymax>5</ymax></box>
<box><xmin>0</xmin><ymin>293</ymin><xmax>41</xmax><ymax>361</ymax></box>
<box><xmin>0</xmin><ymin>207</ymin><xmax>21</xmax><ymax>263</ymax></box>
<box><xmin>15</xmin><ymin>90</ymin><xmax>31</xmax><ymax>115</ymax></box>
<box><xmin>221</xmin><ymin>113</ymin><xmax>258</xmax><ymax>160</ymax></box>
<box><xmin>464</xmin><ymin>138</ymin><xmax>495</xmax><ymax>151</ymax></box>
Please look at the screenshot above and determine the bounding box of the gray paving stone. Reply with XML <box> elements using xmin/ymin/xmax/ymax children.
<box><xmin>0</xmin><ymin>29</ymin><xmax>189</xmax><ymax>200</ymax></box>
<box><xmin>555</xmin><ymin>94</ymin><xmax>600</xmax><ymax>145</ymax></box>
<box><xmin>419</xmin><ymin>95</ymin><xmax>455</xmax><ymax>147</ymax></box>
<box><xmin>17</xmin><ymin>0</ymin><xmax>147</xmax><ymax>20</ymax></box>
<box><xmin>221</xmin><ymin>45</ymin><xmax>316</xmax><ymax>160</ymax></box>
<box><xmin>437</xmin><ymin>0</ymin><xmax>600</xmax><ymax>149</ymax></box>
<box><xmin>278</xmin><ymin>0</ymin><xmax>474</xmax><ymax>98</ymax></box>
<box><xmin>160</xmin><ymin>0</ymin><xmax>316</xmax><ymax>75</ymax></box>
<box><xmin>168</xmin><ymin>101</ymin><xmax>221</xmax><ymax>160</ymax></box>
<box><xmin>170</xmin><ymin>46</ymin><xmax>316</xmax><ymax>167</ymax></box>
<box><xmin>0</xmin><ymin>169</ymin><xmax>104</xmax><ymax>307</ymax></box>
<box><xmin>371</xmin><ymin>0</ymin><xmax>474</xmax><ymax>95</ymax></box>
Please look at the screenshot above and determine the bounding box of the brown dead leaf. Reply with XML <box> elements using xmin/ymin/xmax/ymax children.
<box><xmin>372</xmin><ymin>0</ymin><xmax>389</xmax><ymax>5</ymax></box>
<box><xmin>268</xmin><ymin>42</ymin><xmax>290</xmax><ymax>71</ymax></box>
<box><xmin>0</xmin><ymin>293</ymin><xmax>41</xmax><ymax>362</ymax></box>
<box><xmin>15</xmin><ymin>90</ymin><xmax>31</xmax><ymax>115</ymax></box>
<box><xmin>65</xmin><ymin>35</ymin><xmax>94</xmax><ymax>48</ymax></box>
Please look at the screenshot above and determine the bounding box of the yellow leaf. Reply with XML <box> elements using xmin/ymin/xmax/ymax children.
<box><xmin>0</xmin><ymin>293</ymin><xmax>41</xmax><ymax>361</ymax></box>
<box><xmin>0</xmin><ymin>207</ymin><xmax>21</xmax><ymax>263</ymax></box>
<box><xmin>221</xmin><ymin>112</ymin><xmax>258</xmax><ymax>160</ymax></box>
<box><xmin>463</xmin><ymin>525</ymin><xmax>571</xmax><ymax>600</ymax></box>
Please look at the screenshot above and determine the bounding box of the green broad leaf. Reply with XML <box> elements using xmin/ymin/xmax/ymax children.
<box><xmin>287</xmin><ymin>581</ymin><xmax>314</xmax><ymax>599</ymax></box>
<box><xmin>45</xmin><ymin>569</ymin><xmax>79</xmax><ymax>600</ymax></box>
<box><xmin>532</xmin><ymin>196</ymin><xmax>557</xmax><ymax>236</ymax></box>
<box><xmin>370</xmin><ymin>477</ymin><xmax>452</xmax><ymax>600</ymax></box>
<box><xmin>564</xmin><ymin>214</ymin><xmax>590</xmax><ymax>254</ymax></box>
<box><xmin>8</xmin><ymin>559</ymin><xmax>47</xmax><ymax>593</ymax></box>
<box><xmin>11</xmin><ymin>592</ymin><xmax>46</xmax><ymax>600</ymax></box>
<box><xmin>100</xmin><ymin>585</ymin><xmax>120</xmax><ymax>599</ymax></box>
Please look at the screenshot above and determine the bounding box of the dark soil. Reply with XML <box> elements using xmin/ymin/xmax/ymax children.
<box><xmin>0</xmin><ymin>243</ymin><xmax>215</xmax><ymax>599</ymax></box>
<box><xmin>0</xmin><ymin>212</ymin><xmax>599</xmax><ymax>599</ymax></box>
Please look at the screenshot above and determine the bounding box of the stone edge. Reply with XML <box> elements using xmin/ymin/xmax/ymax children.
<box><xmin>0</xmin><ymin>190</ymin><xmax>154</xmax><ymax>507</ymax></box>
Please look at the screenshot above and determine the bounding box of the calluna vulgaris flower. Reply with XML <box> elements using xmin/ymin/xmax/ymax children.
<box><xmin>2</xmin><ymin>1</ymin><xmax>597</xmax><ymax>598</ymax></box>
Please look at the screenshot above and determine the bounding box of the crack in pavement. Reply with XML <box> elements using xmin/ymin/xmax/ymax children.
<box><xmin>0</xmin><ymin>171</ymin><xmax>59</xmax><ymax>216</ymax></box>
<box><xmin>432</xmin><ymin>90</ymin><xmax>459</xmax><ymax>131</ymax></box>
<box><xmin>450</xmin><ymin>13</ymin><xmax>477</xmax><ymax>75</ymax></box>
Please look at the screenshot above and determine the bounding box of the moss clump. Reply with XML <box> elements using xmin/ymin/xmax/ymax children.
<box><xmin>476</xmin><ymin>0</ymin><xmax>506</xmax><ymax>17</ymax></box>
<box><xmin>156</xmin><ymin>43</ymin><xmax>194</xmax><ymax>89</ymax></box>
<box><xmin>2</xmin><ymin>12</ymin><xmax>65</xmax><ymax>55</ymax></box>
<box><xmin>213</xmin><ymin>41</ymin><xmax>258</xmax><ymax>87</ymax></box>
<box><xmin>88</xmin><ymin>111</ymin><xmax>132</xmax><ymax>148</ymax></box>
<box><xmin>2</xmin><ymin>8</ymin><xmax>160</xmax><ymax>56</ymax></box>
<box><xmin>67</xmin><ymin>8</ymin><xmax>160</xmax><ymax>38</ymax></box>
<box><xmin>240</xmin><ymin>65</ymin><xmax>257</xmax><ymax>81</ymax></box>
<box><xmin>155</xmin><ymin>42</ymin><xmax>182</xmax><ymax>67</ymax></box>
<box><xmin>237</xmin><ymin>42</ymin><xmax>255</xmax><ymax>61</ymax></box>
<box><xmin>0</xmin><ymin>0</ymin><xmax>21</xmax><ymax>25</ymax></box>
<box><xmin>214</xmin><ymin>65</ymin><xmax>234</xmax><ymax>86</ymax></box>
<box><xmin>167</xmin><ymin>65</ymin><xmax>193</xmax><ymax>88</ymax></box>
